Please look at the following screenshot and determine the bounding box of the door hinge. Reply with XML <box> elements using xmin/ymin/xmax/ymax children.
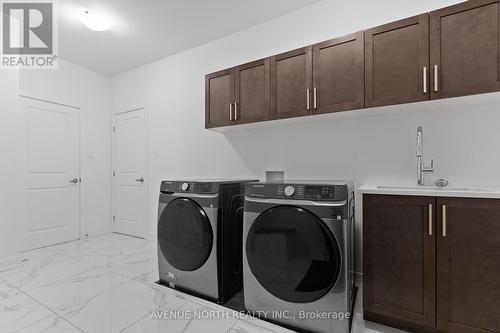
<box><xmin>113</xmin><ymin>216</ymin><xmax>116</xmax><ymax>222</ymax></box>
<box><xmin>113</xmin><ymin>171</ymin><xmax>116</xmax><ymax>176</ymax></box>
<box><xmin>113</xmin><ymin>126</ymin><xmax>116</xmax><ymax>132</ymax></box>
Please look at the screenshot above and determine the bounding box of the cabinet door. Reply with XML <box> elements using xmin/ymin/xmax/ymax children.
<box><xmin>363</xmin><ymin>195</ymin><xmax>436</xmax><ymax>328</ymax></box>
<box><xmin>365</xmin><ymin>14</ymin><xmax>430</xmax><ymax>108</ymax></box>
<box><xmin>437</xmin><ymin>197</ymin><xmax>500</xmax><ymax>333</ymax></box>
<box><xmin>234</xmin><ymin>59</ymin><xmax>271</xmax><ymax>124</ymax></box>
<box><xmin>205</xmin><ymin>69</ymin><xmax>234</xmax><ymax>128</ymax></box>
<box><xmin>430</xmin><ymin>0</ymin><xmax>500</xmax><ymax>99</ymax></box>
<box><xmin>270</xmin><ymin>47</ymin><xmax>312</xmax><ymax>119</ymax></box>
<box><xmin>312</xmin><ymin>31</ymin><xmax>364</xmax><ymax>114</ymax></box>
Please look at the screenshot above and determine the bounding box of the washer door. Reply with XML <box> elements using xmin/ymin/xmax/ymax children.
<box><xmin>158</xmin><ymin>198</ymin><xmax>213</xmax><ymax>271</ymax></box>
<box><xmin>246</xmin><ymin>205</ymin><xmax>341</xmax><ymax>303</ymax></box>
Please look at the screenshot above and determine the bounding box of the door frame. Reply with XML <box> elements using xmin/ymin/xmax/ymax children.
<box><xmin>111</xmin><ymin>107</ymin><xmax>149</xmax><ymax>238</ymax></box>
<box><xmin>18</xmin><ymin>94</ymin><xmax>84</xmax><ymax>248</ymax></box>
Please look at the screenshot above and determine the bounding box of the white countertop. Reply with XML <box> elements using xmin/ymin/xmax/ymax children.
<box><xmin>358</xmin><ymin>184</ymin><xmax>500</xmax><ymax>199</ymax></box>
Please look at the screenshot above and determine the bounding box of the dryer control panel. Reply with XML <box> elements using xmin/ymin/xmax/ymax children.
<box><xmin>160</xmin><ymin>181</ymin><xmax>216</xmax><ymax>194</ymax></box>
<box><xmin>160</xmin><ymin>180</ymin><xmax>257</xmax><ymax>195</ymax></box>
<box><xmin>246</xmin><ymin>182</ymin><xmax>349</xmax><ymax>201</ymax></box>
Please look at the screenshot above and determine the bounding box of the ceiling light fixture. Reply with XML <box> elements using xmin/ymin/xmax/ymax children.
<box><xmin>79</xmin><ymin>9</ymin><xmax>111</xmax><ymax>32</ymax></box>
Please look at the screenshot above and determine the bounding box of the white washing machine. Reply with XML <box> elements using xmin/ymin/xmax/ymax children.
<box><xmin>243</xmin><ymin>181</ymin><xmax>355</xmax><ymax>333</ymax></box>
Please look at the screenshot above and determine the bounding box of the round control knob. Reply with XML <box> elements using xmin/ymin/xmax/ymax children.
<box><xmin>284</xmin><ymin>185</ymin><xmax>295</xmax><ymax>197</ymax></box>
<box><xmin>181</xmin><ymin>183</ymin><xmax>189</xmax><ymax>191</ymax></box>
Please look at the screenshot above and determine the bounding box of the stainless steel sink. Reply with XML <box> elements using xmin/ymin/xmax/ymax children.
<box><xmin>376</xmin><ymin>185</ymin><xmax>491</xmax><ymax>192</ymax></box>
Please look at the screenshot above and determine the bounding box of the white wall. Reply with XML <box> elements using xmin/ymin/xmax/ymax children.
<box><xmin>111</xmin><ymin>0</ymin><xmax>500</xmax><ymax>272</ymax></box>
<box><xmin>20</xmin><ymin>60</ymin><xmax>112</xmax><ymax>236</ymax></box>
<box><xmin>0</xmin><ymin>70</ymin><xmax>22</xmax><ymax>267</ymax></box>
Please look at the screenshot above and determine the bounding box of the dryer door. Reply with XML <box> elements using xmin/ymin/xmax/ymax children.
<box><xmin>246</xmin><ymin>205</ymin><xmax>341</xmax><ymax>303</ymax></box>
<box><xmin>158</xmin><ymin>198</ymin><xmax>213</xmax><ymax>271</ymax></box>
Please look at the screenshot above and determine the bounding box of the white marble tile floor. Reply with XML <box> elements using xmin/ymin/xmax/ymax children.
<box><xmin>0</xmin><ymin>233</ymin><xmax>407</xmax><ymax>333</ymax></box>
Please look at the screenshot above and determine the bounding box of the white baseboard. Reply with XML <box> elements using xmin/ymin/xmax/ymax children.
<box><xmin>0</xmin><ymin>254</ymin><xmax>22</xmax><ymax>270</ymax></box>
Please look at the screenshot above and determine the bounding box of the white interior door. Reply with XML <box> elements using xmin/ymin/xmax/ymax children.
<box><xmin>112</xmin><ymin>109</ymin><xmax>147</xmax><ymax>237</ymax></box>
<box><xmin>20</xmin><ymin>97</ymin><xmax>80</xmax><ymax>251</ymax></box>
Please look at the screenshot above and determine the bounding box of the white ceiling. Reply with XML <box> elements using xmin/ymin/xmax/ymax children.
<box><xmin>58</xmin><ymin>0</ymin><xmax>319</xmax><ymax>76</ymax></box>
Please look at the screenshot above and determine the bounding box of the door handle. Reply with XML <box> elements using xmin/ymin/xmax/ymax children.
<box><xmin>306</xmin><ymin>89</ymin><xmax>310</xmax><ymax>111</ymax></box>
<box><xmin>229</xmin><ymin>103</ymin><xmax>233</xmax><ymax>121</ymax></box>
<box><xmin>428</xmin><ymin>204</ymin><xmax>433</xmax><ymax>236</ymax></box>
<box><xmin>136</xmin><ymin>178</ymin><xmax>144</xmax><ymax>183</ymax></box>
<box><xmin>423</xmin><ymin>67</ymin><xmax>428</xmax><ymax>94</ymax></box>
<box><xmin>234</xmin><ymin>102</ymin><xmax>239</xmax><ymax>120</ymax></box>
<box><xmin>434</xmin><ymin>65</ymin><xmax>439</xmax><ymax>92</ymax></box>
<box><xmin>442</xmin><ymin>204</ymin><xmax>447</xmax><ymax>237</ymax></box>
<box><xmin>69</xmin><ymin>178</ymin><xmax>79</xmax><ymax>184</ymax></box>
<box><xmin>313</xmin><ymin>87</ymin><xmax>317</xmax><ymax>109</ymax></box>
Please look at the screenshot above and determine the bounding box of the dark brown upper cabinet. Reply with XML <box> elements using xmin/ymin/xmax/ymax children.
<box><xmin>312</xmin><ymin>31</ymin><xmax>365</xmax><ymax>114</ymax></box>
<box><xmin>270</xmin><ymin>47</ymin><xmax>312</xmax><ymax>119</ymax></box>
<box><xmin>363</xmin><ymin>194</ymin><xmax>436</xmax><ymax>329</ymax></box>
<box><xmin>365</xmin><ymin>14</ymin><xmax>430</xmax><ymax>108</ymax></box>
<box><xmin>205</xmin><ymin>69</ymin><xmax>234</xmax><ymax>128</ymax></box>
<box><xmin>436</xmin><ymin>197</ymin><xmax>500</xmax><ymax>333</ymax></box>
<box><xmin>205</xmin><ymin>59</ymin><xmax>271</xmax><ymax>128</ymax></box>
<box><xmin>430</xmin><ymin>0</ymin><xmax>500</xmax><ymax>99</ymax></box>
<box><xmin>234</xmin><ymin>59</ymin><xmax>271</xmax><ymax>125</ymax></box>
<box><xmin>206</xmin><ymin>0</ymin><xmax>500</xmax><ymax>129</ymax></box>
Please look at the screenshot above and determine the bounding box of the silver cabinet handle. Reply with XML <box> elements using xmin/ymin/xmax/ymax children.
<box><xmin>428</xmin><ymin>204</ymin><xmax>433</xmax><ymax>236</ymax></box>
<box><xmin>69</xmin><ymin>178</ymin><xmax>79</xmax><ymax>184</ymax></box>
<box><xmin>423</xmin><ymin>67</ymin><xmax>427</xmax><ymax>94</ymax></box>
<box><xmin>234</xmin><ymin>102</ymin><xmax>239</xmax><ymax>120</ymax></box>
<box><xmin>229</xmin><ymin>103</ymin><xmax>233</xmax><ymax>121</ymax></box>
<box><xmin>442</xmin><ymin>204</ymin><xmax>447</xmax><ymax>237</ymax></box>
<box><xmin>434</xmin><ymin>65</ymin><xmax>439</xmax><ymax>92</ymax></box>
<box><xmin>313</xmin><ymin>87</ymin><xmax>317</xmax><ymax>109</ymax></box>
<box><xmin>306</xmin><ymin>89</ymin><xmax>310</xmax><ymax>110</ymax></box>
<box><xmin>136</xmin><ymin>177</ymin><xmax>144</xmax><ymax>183</ymax></box>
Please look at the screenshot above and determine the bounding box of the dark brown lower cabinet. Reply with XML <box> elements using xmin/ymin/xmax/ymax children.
<box><xmin>437</xmin><ymin>197</ymin><xmax>500</xmax><ymax>333</ymax></box>
<box><xmin>364</xmin><ymin>194</ymin><xmax>500</xmax><ymax>333</ymax></box>
<box><xmin>363</xmin><ymin>195</ymin><xmax>436</xmax><ymax>330</ymax></box>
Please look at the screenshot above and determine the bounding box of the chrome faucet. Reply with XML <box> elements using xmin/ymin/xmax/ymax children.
<box><xmin>416</xmin><ymin>126</ymin><xmax>434</xmax><ymax>186</ymax></box>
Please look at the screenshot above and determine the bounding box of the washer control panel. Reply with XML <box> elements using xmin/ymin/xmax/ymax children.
<box><xmin>304</xmin><ymin>185</ymin><xmax>336</xmax><ymax>200</ymax></box>
<box><xmin>246</xmin><ymin>183</ymin><xmax>347</xmax><ymax>201</ymax></box>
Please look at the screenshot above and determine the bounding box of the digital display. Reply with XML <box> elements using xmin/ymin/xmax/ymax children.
<box><xmin>193</xmin><ymin>183</ymin><xmax>212</xmax><ymax>193</ymax></box>
<box><xmin>304</xmin><ymin>185</ymin><xmax>334</xmax><ymax>200</ymax></box>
